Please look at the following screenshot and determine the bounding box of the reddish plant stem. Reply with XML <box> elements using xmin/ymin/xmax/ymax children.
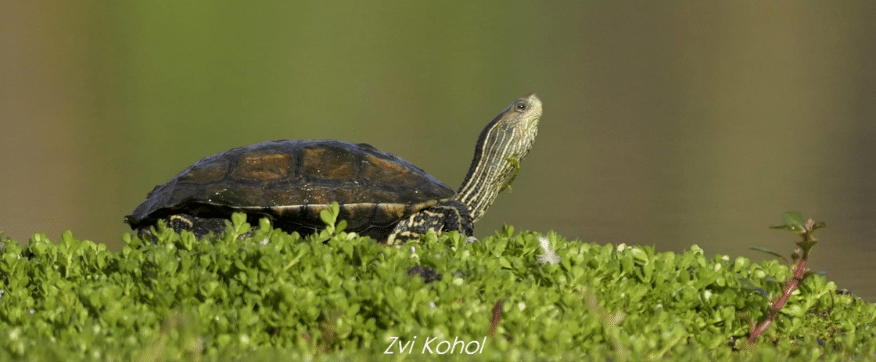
<box><xmin>489</xmin><ymin>301</ymin><xmax>503</xmax><ymax>338</ymax></box>
<box><xmin>747</xmin><ymin>257</ymin><xmax>808</xmax><ymax>344</ymax></box>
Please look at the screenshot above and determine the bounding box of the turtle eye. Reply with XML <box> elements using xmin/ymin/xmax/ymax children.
<box><xmin>515</xmin><ymin>101</ymin><xmax>528</xmax><ymax>112</ymax></box>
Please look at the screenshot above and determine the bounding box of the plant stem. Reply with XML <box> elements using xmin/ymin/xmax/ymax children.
<box><xmin>747</xmin><ymin>256</ymin><xmax>807</xmax><ymax>344</ymax></box>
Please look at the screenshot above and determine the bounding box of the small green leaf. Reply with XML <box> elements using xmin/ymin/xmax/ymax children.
<box><xmin>749</xmin><ymin>246</ymin><xmax>788</xmax><ymax>263</ymax></box>
<box><xmin>320</xmin><ymin>206</ymin><xmax>336</xmax><ymax>227</ymax></box>
<box><xmin>231</xmin><ymin>212</ymin><xmax>247</xmax><ymax>229</ymax></box>
<box><xmin>781</xmin><ymin>211</ymin><xmax>805</xmax><ymax>228</ymax></box>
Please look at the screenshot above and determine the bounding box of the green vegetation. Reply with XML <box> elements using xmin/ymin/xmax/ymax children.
<box><xmin>1</xmin><ymin>208</ymin><xmax>874</xmax><ymax>361</ymax></box>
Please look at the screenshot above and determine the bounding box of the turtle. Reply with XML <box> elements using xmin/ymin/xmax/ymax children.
<box><xmin>125</xmin><ymin>93</ymin><xmax>542</xmax><ymax>244</ymax></box>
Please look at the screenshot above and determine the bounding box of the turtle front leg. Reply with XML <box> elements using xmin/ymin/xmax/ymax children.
<box><xmin>386</xmin><ymin>200</ymin><xmax>474</xmax><ymax>245</ymax></box>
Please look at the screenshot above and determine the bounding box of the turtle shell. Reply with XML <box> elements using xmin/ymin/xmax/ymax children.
<box><xmin>126</xmin><ymin>139</ymin><xmax>455</xmax><ymax>239</ymax></box>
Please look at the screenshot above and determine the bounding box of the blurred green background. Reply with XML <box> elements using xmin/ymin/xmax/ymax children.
<box><xmin>2</xmin><ymin>1</ymin><xmax>874</xmax><ymax>300</ymax></box>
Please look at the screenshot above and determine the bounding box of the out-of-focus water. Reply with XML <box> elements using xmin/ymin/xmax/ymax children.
<box><xmin>2</xmin><ymin>2</ymin><xmax>874</xmax><ymax>300</ymax></box>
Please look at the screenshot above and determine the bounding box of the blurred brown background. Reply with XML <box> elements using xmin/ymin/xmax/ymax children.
<box><xmin>2</xmin><ymin>2</ymin><xmax>874</xmax><ymax>300</ymax></box>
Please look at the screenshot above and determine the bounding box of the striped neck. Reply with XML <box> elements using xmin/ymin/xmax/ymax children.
<box><xmin>456</xmin><ymin>94</ymin><xmax>541</xmax><ymax>222</ymax></box>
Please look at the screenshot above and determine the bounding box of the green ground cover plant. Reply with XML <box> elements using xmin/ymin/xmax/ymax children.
<box><xmin>1</xmin><ymin>207</ymin><xmax>874</xmax><ymax>361</ymax></box>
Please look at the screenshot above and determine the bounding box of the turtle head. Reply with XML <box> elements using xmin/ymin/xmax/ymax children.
<box><xmin>457</xmin><ymin>93</ymin><xmax>542</xmax><ymax>223</ymax></box>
